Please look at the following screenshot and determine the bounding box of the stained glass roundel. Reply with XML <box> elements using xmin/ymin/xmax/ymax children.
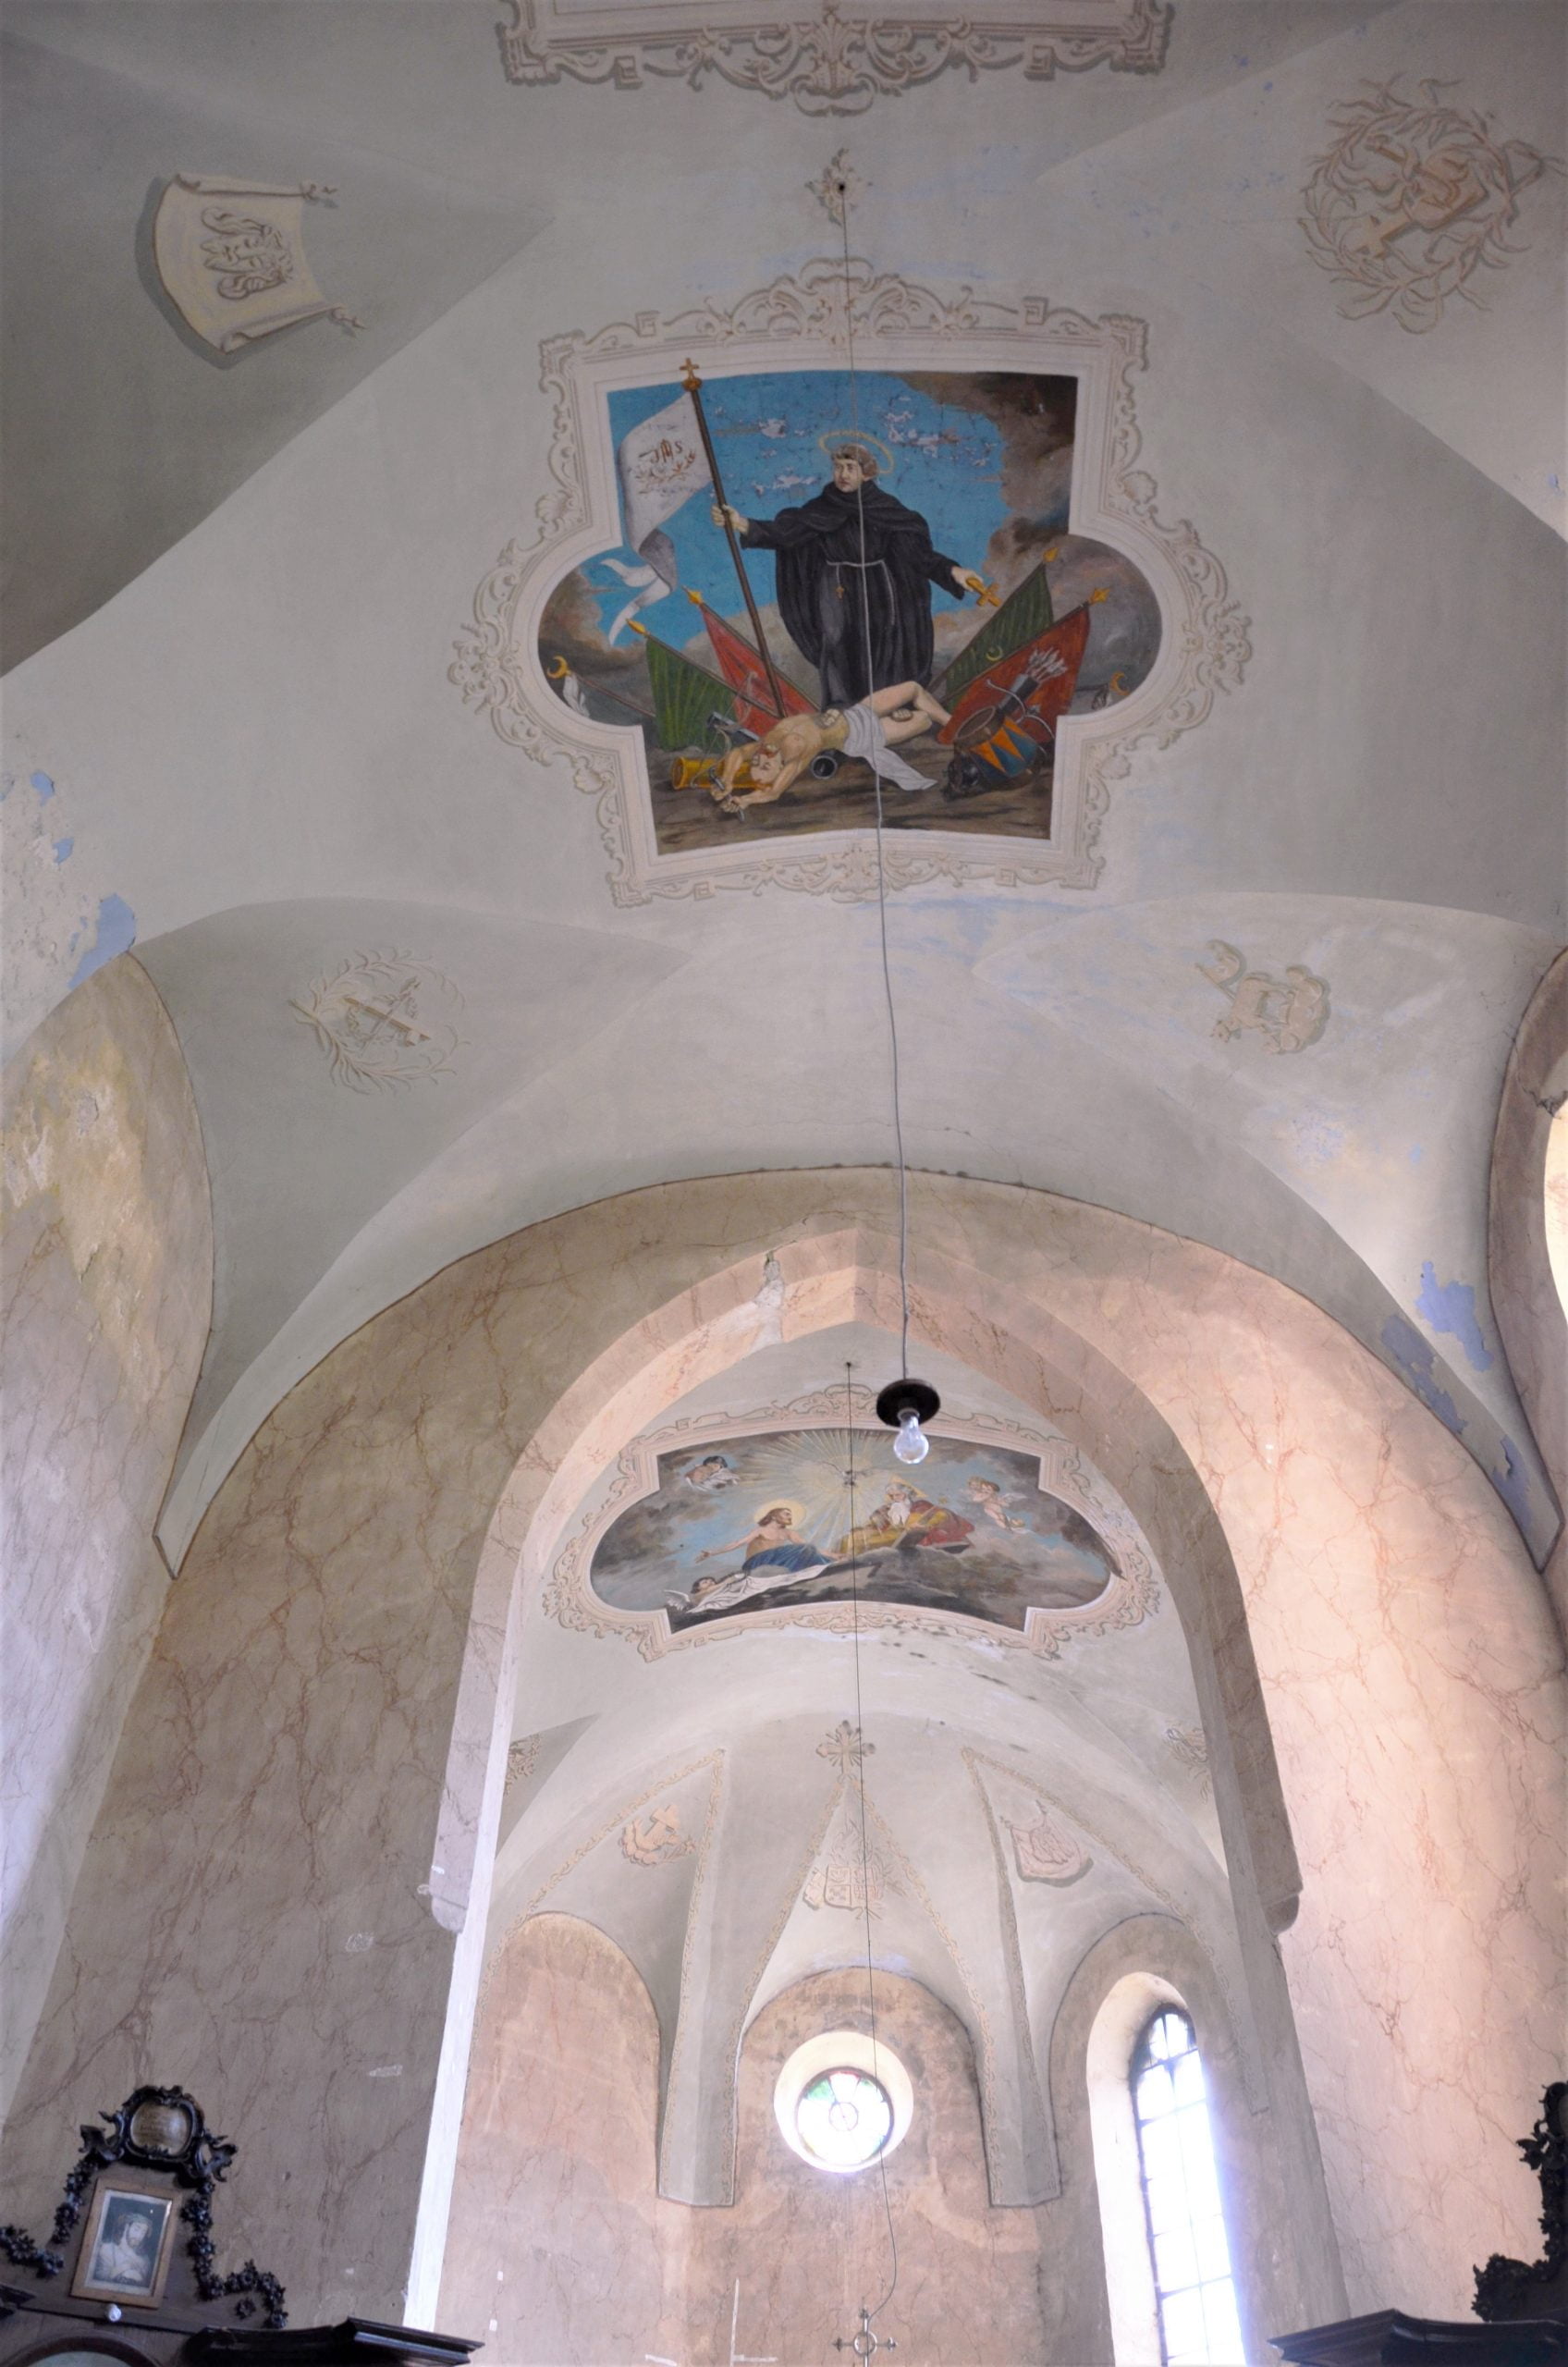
<box><xmin>795</xmin><ymin>2067</ymin><xmax>894</xmax><ymax>2169</ymax></box>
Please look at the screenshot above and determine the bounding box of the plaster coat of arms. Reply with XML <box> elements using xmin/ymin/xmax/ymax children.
<box><xmin>152</xmin><ymin>176</ymin><xmax>363</xmax><ymax>353</ymax></box>
<box><xmin>620</xmin><ymin>1803</ymin><xmax>697</xmax><ymax>1865</ymax></box>
<box><xmin>290</xmin><ymin>950</ymin><xmax>464</xmax><ymax>1089</ymax></box>
<box><xmin>1197</xmin><ymin>941</ymin><xmax>1329</xmax><ymax>1056</ymax></box>
<box><xmin>1301</xmin><ymin>80</ymin><xmax>1563</xmax><ymax>334</ymax></box>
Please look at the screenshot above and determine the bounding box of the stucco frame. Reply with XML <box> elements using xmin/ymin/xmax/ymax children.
<box><xmin>541</xmin><ymin>1381</ymin><xmax>1161</xmax><ymax>1657</ymax></box>
<box><xmin>497</xmin><ymin>0</ymin><xmax>1172</xmax><ymax>112</ymax></box>
<box><xmin>450</xmin><ymin>255</ymin><xmax>1251</xmax><ymax>903</ymax></box>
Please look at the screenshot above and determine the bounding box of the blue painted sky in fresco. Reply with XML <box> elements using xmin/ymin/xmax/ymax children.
<box><xmin>600</xmin><ymin>369</ymin><xmax>1023</xmax><ymax>632</ymax></box>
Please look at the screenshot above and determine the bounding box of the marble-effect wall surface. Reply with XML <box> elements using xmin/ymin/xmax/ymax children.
<box><xmin>4</xmin><ymin>1172</ymin><xmax>1559</xmax><ymax>2328</ymax></box>
<box><xmin>439</xmin><ymin>1913</ymin><xmax>1098</xmax><ymax>2367</ymax></box>
<box><xmin>1489</xmin><ymin>948</ymin><xmax>1568</xmax><ymax>1636</ymax></box>
<box><xmin>0</xmin><ymin>953</ymin><xmax>211</xmax><ymax>2128</ymax></box>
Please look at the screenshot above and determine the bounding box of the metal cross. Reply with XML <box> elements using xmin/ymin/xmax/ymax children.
<box><xmin>834</xmin><ymin>2307</ymin><xmax>894</xmax><ymax>2360</ymax></box>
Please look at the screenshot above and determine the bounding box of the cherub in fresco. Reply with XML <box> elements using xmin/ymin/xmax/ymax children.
<box><xmin>680</xmin><ymin>1453</ymin><xmax>737</xmax><ymax>1491</ymax></box>
<box><xmin>714</xmin><ymin>680</ymin><xmax>950</xmax><ymax>814</ymax></box>
<box><xmin>966</xmin><ymin>1475</ymin><xmax>1027</xmax><ymax>1531</ymax></box>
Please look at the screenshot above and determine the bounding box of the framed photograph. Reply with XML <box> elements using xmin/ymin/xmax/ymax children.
<box><xmin>70</xmin><ymin>2175</ymin><xmax>179</xmax><ymax>2307</ymax></box>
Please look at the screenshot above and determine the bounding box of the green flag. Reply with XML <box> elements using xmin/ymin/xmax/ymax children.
<box><xmin>643</xmin><ymin>633</ymin><xmax>736</xmax><ymax>752</ymax></box>
<box><xmin>938</xmin><ymin>563</ymin><xmax>1055</xmax><ymax>705</ymax></box>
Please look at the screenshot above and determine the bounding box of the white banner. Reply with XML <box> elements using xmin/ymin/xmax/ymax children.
<box><xmin>616</xmin><ymin>393</ymin><xmax>710</xmax><ymax>573</ymax></box>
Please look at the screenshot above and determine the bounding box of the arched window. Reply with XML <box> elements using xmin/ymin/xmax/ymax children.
<box><xmin>1132</xmin><ymin>2007</ymin><xmax>1243</xmax><ymax>2366</ymax></box>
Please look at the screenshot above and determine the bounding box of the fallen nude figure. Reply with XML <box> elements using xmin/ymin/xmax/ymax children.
<box><xmin>715</xmin><ymin>680</ymin><xmax>950</xmax><ymax>813</ymax></box>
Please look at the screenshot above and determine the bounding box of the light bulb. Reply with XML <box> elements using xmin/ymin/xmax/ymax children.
<box><xmin>892</xmin><ymin>1408</ymin><xmax>929</xmax><ymax>1465</ymax></box>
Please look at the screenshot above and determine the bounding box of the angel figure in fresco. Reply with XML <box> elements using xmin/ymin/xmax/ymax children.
<box><xmin>681</xmin><ymin>1502</ymin><xmax>828</xmax><ymax>1610</ymax></box>
<box><xmin>715</xmin><ymin>679</ymin><xmax>950</xmax><ymax>813</ymax></box>
<box><xmin>966</xmin><ymin>1475</ymin><xmax>1028</xmax><ymax>1531</ymax></box>
<box><xmin>713</xmin><ymin>439</ymin><xmax>987</xmax><ymax>704</ymax></box>
<box><xmin>680</xmin><ymin>1453</ymin><xmax>737</xmax><ymax>1491</ymax></box>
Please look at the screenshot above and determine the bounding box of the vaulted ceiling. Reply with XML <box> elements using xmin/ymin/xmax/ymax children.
<box><xmin>4</xmin><ymin>0</ymin><xmax>1563</xmax><ymax>1597</ymax></box>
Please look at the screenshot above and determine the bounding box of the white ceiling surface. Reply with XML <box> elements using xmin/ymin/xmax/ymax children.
<box><xmin>3</xmin><ymin>1</ymin><xmax>1563</xmax><ymax>1565</ymax></box>
<box><xmin>494</xmin><ymin>1325</ymin><xmax>1222</xmax><ymax>2054</ymax></box>
<box><xmin>0</xmin><ymin>6</ymin><xmax>555</xmax><ymax>669</ymax></box>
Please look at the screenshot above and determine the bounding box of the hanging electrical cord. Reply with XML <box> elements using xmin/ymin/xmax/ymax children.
<box><xmin>827</xmin><ymin>171</ymin><xmax>916</xmax><ymax>2354</ymax></box>
<box><xmin>837</xmin><ymin>200</ymin><xmax>912</xmax><ymax>1390</ymax></box>
<box><xmin>834</xmin><ymin>188</ymin><xmax>944</xmax><ymax>1478</ymax></box>
<box><xmin>838</xmin><ymin>1369</ymin><xmax>899</xmax><ymax>2341</ymax></box>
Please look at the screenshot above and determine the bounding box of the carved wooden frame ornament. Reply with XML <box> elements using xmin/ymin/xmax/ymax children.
<box><xmin>537</xmin><ymin>1385</ymin><xmax>1161</xmax><ymax>1659</ymax></box>
<box><xmin>497</xmin><ymin>0</ymin><xmax>1171</xmax><ymax>112</ymax></box>
<box><xmin>451</xmin><ymin>256</ymin><xmax>1250</xmax><ymax>905</ymax></box>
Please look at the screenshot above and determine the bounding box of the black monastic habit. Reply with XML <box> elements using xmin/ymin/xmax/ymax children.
<box><xmin>740</xmin><ymin>482</ymin><xmax>965</xmax><ymax>705</ymax></box>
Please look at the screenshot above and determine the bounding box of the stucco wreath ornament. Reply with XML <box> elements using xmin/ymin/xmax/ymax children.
<box><xmin>1301</xmin><ymin>79</ymin><xmax>1563</xmax><ymax>333</ymax></box>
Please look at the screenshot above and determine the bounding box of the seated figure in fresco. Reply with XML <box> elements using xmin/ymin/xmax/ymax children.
<box><xmin>682</xmin><ymin>1502</ymin><xmax>827</xmax><ymax>1610</ymax></box>
<box><xmin>837</xmin><ymin>1479</ymin><xmax>974</xmax><ymax>1561</ymax></box>
<box><xmin>713</xmin><ymin>440</ymin><xmax>985</xmax><ymax>705</ymax></box>
<box><xmin>715</xmin><ymin>679</ymin><xmax>950</xmax><ymax>814</ymax></box>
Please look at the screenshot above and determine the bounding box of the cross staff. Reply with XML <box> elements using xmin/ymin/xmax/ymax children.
<box><xmin>680</xmin><ymin>359</ymin><xmax>788</xmax><ymax>721</ymax></box>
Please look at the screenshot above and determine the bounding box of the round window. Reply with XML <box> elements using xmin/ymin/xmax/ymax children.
<box><xmin>795</xmin><ymin>2067</ymin><xmax>894</xmax><ymax>2169</ymax></box>
<box><xmin>773</xmin><ymin>2031</ymin><xmax>913</xmax><ymax>2175</ymax></box>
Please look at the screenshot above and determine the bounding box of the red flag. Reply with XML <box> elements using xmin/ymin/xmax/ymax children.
<box><xmin>937</xmin><ymin>606</ymin><xmax>1092</xmax><ymax>747</ymax></box>
<box><xmin>691</xmin><ymin>596</ymin><xmax>814</xmax><ymax>737</ymax></box>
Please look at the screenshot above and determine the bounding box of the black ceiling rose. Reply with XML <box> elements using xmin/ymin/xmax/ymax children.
<box><xmin>875</xmin><ymin>1379</ymin><xmax>940</xmax><ymax>1430</ymax></box>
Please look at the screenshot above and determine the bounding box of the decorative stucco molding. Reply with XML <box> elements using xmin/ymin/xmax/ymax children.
<box><xmin>449</xmin><ymin>255</ymin><xmax>1250</xmax><ymax>906</ymax></box>
<box><xmin>1301</xmin><ymin>80</ymin><xmax>1564</xmax><ymax>335</ymax></box>
<box><xmin>497</xmin><ymin>0</ymin><xmax>1170</xmax><ymax>114</ymax></box>
<box><xmin>539</xmin><ymin>1384</ymin><xmax>1161</xmax><ymax>1658</ymax></box>
<box><xmin>151</xmin><ymin>176</ymin><xmax>362</xmax><ymax>353</ymax></box>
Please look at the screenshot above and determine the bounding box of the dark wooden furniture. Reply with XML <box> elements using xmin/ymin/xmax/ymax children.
<box><xmin>1274</xmin><ymin>2085</ymin><xmax>1568</xmax><ymax>2367</ymax></box>
<box><xmin>0</xmin><ymin>2088</ymin><xmax>479</xmax><ymax>2367</ymax></box>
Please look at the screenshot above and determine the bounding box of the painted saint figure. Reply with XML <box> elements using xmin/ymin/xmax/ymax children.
<box><xmin>713</xmin><ymin>441</ymin><xmax>985</xmax><ymax>705</ymax></box>
<box><xmin>686</xmin><ymin>1502</ymin><xmax>827</xmax><ymax>1607</ymax></box>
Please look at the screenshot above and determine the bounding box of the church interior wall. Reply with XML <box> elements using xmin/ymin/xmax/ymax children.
<box><xmin>441</xmin><ymin>1916</ymin><xmax>1113</xmax><ymax>2367</ymax></box>
<box><xmin>1489</xmin><ymin>949</ymin><xmax>1568</xmax><ymax>1630</ymax></box>
<box><xmin>2</xmin><ymin>1165</ymin><xmax>1559</xmax><ymax>2344</ymax></box>
<box><xmin>1</xmin><ymin>10</ymin><xmax>1563</xmax><ymax>2356</ymax></box>
<box><xmin>0</xmin><ymin>954</ymin><xmax>212</xmax><ymax>2128</ymax></box>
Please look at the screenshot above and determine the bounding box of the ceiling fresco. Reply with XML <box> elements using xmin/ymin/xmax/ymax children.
<box><xmin>587</xmin><ymin>1427</ymin><xmax>1119</xmax><ymax>1633</ymax></box>
<box><xmin>537</xmin><ymin>365</ymin><xmax>1159</xmax><ymax>852</ymax></box>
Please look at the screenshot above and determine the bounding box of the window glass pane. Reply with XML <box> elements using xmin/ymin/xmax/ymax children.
<box><xmin>1159</xmin><ymin>2287</ymin><xmax>1207</xmax><ymax>2358</ymax></box>
<box><xmin>794</xmin><ymin>2067</ymin><xmax>892</xmax><ymax>2169</ymax></box>
<box><xmin>1171</xmin><ymin>2049</ymin><xmax>1207</xmax><ymax>2106</ymax></box>
<box><xmin>1131</xmin><ymin>2009</ymin><xmax>1243</xmax><ymax>2367</ymax></box>
<box><xmin>1136</xmin><ymin>2061</ymin><xmax>1175</xmax><ymax>2121</ymax></box>
<box><xmin>1200</xmin><ymin>2280</ymin><xmax>1245</xmax><ymax>2362</ymax></box>
<box><xmin>1153</xmin><ymin>2221</ymin><xmax>1199</xmax><ymax>2294</ymax></box>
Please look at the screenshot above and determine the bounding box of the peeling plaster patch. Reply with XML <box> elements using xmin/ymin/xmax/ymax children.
<box><xmin>1415</xmin><ymin>1261</ymin><xmax>1494</xmax><ymax>1372</ymax></box>
<box><xmin>52</xmin><ymin>838</ymin><xmax>74</xmax><ymax>865</ymax></box>
<box><xmin>29</xmin><ymin>771</ymin><xmax>55</xmax><ymax>799</ymax></box>
<box><xmin>1284</xmin><ymin>1112</ymin><xmax>1347</xmax><ymax>1169</ymax></box>
<box><xmin>67</xmin><ymin>894</ymin><xmax>137</xmax><ymax>991</ymax></box>
<box><xmin>1380</xmin><ymin>1315</ymin><xmax>1464</xmax><ymax>1436</ymax></box>
<box><xmin>1488</xmin><ymin>1439</ymin><xmax>1534</xmax><ymax>1532</ymax></box>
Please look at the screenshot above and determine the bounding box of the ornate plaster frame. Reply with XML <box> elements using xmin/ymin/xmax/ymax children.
<box><xmin>449</xmin><ymin>255</ymin><xmax>1251</xmax><ymax>905</ymax></box>
<box><xmin>497</xmin><ymin>0</ymin><xmax>1171</xmax><ymax>113</ymax></box>
<box><xmin>540</xmin><ymin>1383</ymin><xmax>1161</xmax><ymax>1658</ymax></box>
